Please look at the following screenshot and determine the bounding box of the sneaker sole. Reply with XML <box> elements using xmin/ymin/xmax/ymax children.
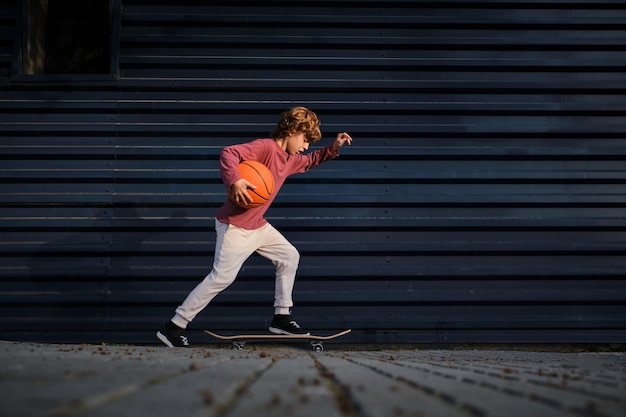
<box><xmin>156</xmin><ymin>331</ymin><xmax>175</xmax><ymax>348</ymax></box>
<box><xmin>268</xmin><ymin>326</ymin><xmax>310</xmax><ymax>336</ymax></box>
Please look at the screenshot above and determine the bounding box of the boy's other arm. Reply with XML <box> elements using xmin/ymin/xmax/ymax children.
<box><xmin>299</xmin><ymin>132</ymin><xmax>353</xmax><ymax>173</ymax></box>
<box><xmin>332</xmin><ymin>132</ymin><xmax>353</xmax><ymax>151</ymax></box>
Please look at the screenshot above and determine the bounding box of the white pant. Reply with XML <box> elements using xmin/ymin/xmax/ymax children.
<box><xmin>172</xmin><ymin>219</ymin><xmax>300</xmax><ymax>328</ymax></box>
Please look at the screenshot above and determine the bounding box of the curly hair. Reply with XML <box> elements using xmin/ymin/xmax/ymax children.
<box><xmin>271</xmin><ymin>106</ymin><xmax>322</xmax><ymax>143</ymax></box>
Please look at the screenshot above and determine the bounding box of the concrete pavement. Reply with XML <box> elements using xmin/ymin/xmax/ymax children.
<box><xmin>1</xmin><ymin>340</ymin><xmax>624</xmax><ymax>417</ymax></box>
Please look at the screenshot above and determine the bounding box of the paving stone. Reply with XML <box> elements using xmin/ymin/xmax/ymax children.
<box><xmin>317</xmin><ymin>353</ymin><xmax>471</xmax><ymax>417</ymax></box>
<box><xmin>223</xmin><ymin>354</ymin><xmax>341</xmax><ymax>417</ymax></box>
<box><xmin>1</xmin><ymin>341</ymin><xmax>624</xmax><ymax>417</ymax></box>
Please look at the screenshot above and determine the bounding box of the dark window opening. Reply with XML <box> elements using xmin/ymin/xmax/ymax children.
<box><xmin>24</xmin><ymin>0</ymin><xmax>111</xmax><ymax>75</ymax></box>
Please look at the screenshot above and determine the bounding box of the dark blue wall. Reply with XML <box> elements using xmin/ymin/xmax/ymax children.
<box><xmin>1</xmin><ymin>0</ymin><xmax>625</xmax><ymax>344</ymax></box>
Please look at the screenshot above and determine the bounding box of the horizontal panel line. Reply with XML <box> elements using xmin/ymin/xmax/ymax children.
<box><xmin>120</xmin><ymin>42</ymin><xmax>626</xmax><ymax>52</ymax></box>
<box><xmin>122</xmin><ymin>2</ymin><xmax>626</xmax><ymax>12</ymax></box>
<box><xmin>3</xmin><ymin>178</ymin><xmax>626</xmax><ymax>184</ymax></box>
<box><xmin>3</xmin><ymin>227</ymin><xmax>626</xmax><ymax>233</ymax></box>
<box><xmin>3</xmin><ymin>274</ymin><xmax>620</xmax><ymax>283</ymax></box>
<box><xmin>9</xmin><ymin>250</ymin><xmax>626</xmax><ymax>257</ymax></box>
<box><xmin>5</xmin><ymin>109</ymin><xmax>626</xmax><ymax>116</ymax></box>
<box><xmin>122</xmin><ymin>21</ymin><xmax>626</xmax><ymax>31</ymax></box>
<box><xmin>119</xmin><ymin>62</ymin><xmax>626</xmax><ymax>72</ymax></box>
<box><xmin>2</xmin><ymin>202</ymin><xmax>626</xmax><ymax>208</ymax></box>
<box><xmin>2</xmin><ymin>153</ymin><xmax>625</xmax><ymax>159</ymax></box>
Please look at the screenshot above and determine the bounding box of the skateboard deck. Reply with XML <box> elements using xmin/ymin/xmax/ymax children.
<box><xmin>204</xmin><ymin>329</ymin><xmax>351</xmax><ymax>352</ymax></box>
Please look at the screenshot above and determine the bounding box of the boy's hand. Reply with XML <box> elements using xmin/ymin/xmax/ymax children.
<box><xmin>333</xmin><ymin>132</ymin><xmax>353</xmax><ymax>151</ymax></box>
<box><xmin>229</xmin><ymin>178</ymin><xmax>256</xmax><ymax>206</ymax></box>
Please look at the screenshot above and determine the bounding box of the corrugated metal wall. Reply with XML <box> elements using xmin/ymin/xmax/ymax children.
<box><xmin>1</xmin><ymin>0</ymin><xmax>625</xmax><ymax>344</ymax></box>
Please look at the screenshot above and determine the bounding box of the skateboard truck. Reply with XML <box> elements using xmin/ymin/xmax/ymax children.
<box><xmin>230</xmin><ymin>339</ymin><xmax>323</xmax><ymax>352</ymax></box>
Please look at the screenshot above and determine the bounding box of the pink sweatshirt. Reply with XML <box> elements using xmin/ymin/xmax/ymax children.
<box><xmin>216</xmin><ymin>138</ymin><xmax>339</xmax><ymax>229</ymax></box>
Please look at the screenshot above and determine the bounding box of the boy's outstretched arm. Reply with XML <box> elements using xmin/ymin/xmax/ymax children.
<box><xmin>332</xmin><ymin>132</ymin><xmax>353</xmax><ymax>151</ymax></box>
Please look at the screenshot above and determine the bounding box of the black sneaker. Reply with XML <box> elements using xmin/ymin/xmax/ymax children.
<box><xmin>157</xmin><ymin>321</ymin><xmax>190</xmax><ymax>347</ymax></box>
<box><xmin>269</xmin><ymin>315</ymin><xmax>310</xmax><ymax>336</ymax></box>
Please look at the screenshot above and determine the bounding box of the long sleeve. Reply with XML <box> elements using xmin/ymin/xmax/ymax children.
<box><xmin>215</xmin><ymin>138</ymin><xmax>340</xmax><ymax>229</ymax></box>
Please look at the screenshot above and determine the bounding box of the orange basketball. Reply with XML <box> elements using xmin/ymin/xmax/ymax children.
<box><xmin>229</xmin><ymin>160</ymin><xmax>274</xmax><ymax>209</ymax></box>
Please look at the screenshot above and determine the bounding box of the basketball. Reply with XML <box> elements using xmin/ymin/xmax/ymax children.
<box><xmin>229</xmin><ymin>160</ymin><xmax>275</xmax><ymax>209</ymax></box>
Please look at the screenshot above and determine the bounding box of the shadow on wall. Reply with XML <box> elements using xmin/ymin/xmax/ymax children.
<box><xmin>24</xmin><ymin>203</ymin><xmax>192</xmax><ymax>333</ymax></box>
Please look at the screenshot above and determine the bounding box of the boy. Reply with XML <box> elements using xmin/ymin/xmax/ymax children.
<box><xmin>157</xmin><ymin>107</ymin><xmax>353</xmax><ymax>347</ymax></box>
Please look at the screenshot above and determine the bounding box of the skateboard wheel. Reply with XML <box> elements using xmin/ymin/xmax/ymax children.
<box><xmin>231</xmin><ymin>341</ymin><xmax>245</xmax><ymax>350</ymax></box>
<box><xmin>311</xmin><ymin>342</ymin><xmax>324</xmax><ymax>352</ymax></box>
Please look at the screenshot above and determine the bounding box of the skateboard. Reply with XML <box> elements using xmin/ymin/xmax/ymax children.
<box><xmin>204</xmin><ymin>329</ymin><xmax>351</xmax><ymax>352</ymax></box>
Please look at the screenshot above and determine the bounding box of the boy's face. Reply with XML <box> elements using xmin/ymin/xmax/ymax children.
<box><xmin>283</xmin><ymin>132</ymin><xmax>311</xmax><ymax>155</ymax></box>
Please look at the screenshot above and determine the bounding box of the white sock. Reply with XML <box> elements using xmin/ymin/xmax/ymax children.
<box><xmin>171</xmin><ymin>314</ymin><xmax>188</xmax><ymax>329</ymax></box>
